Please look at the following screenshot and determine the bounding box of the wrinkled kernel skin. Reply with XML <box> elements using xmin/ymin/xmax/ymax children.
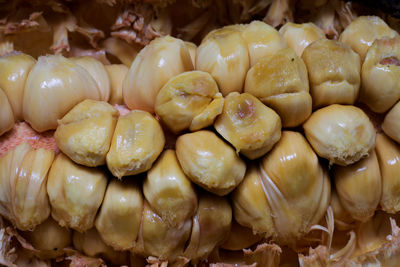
<box><xmin>95</xmin><ymin>179</ymin><xmax>142</xmax><ymax>251</ymax></box>
<box><xmin>176</xmin><ymin>130</ymin><xmax>246</xmax><ymax>196</ymax></box>
<box><xmin>214</xmin><ymin>92</ymin><xmax>281</xmax><ymax>159</ymax></box>
<box><xmin>360</xmin><ymin>37</ymin><xmax>400</xmax><ymax>113</ymax></box>
<box><xmin>155</xmin><ymin>71</ymin><xmax>222</xmax><ymax>133</ymax></box>
<box><xmin>259</xmin><ymin>131</ymin><xmax>330</xmax><ymax>244</ymax></box>
<box><xmin>123</xmin><ymin>35</ymin><xmax>194</xmax><ymax>113</ymax></box>
<box><xmin>232</xmin><ymin>164</ymin><xmax>275</xmax><ymax>237</ymax></box>
<box><xmin>233</xmin><ymin>132</ymin><xmax>330</xmax><ymax>245</ymax></box>
<box><xmin>106</xmin><ymin>110</ymin><xmax>165</xmax><ymax>178</ymax></box>
<box><xmin>0</xmin><ymin>143</ymin><xmax>54</xmax><ymax>231</ymax></box>
<box><xmin>184</xmin><ymin>193</ymin><xmax>232</xmax><ymax>262</ymax></box>
<box><xmin>244</xmin><ymin>48</ymin><xmax>311</xmax><ymax>127</ymax></box>
<box><xmin>47</xmin><ymin>153</ymin><xmax>107</xmax><ymax>232</ymax></box>
<box><xmin>302</xmin><ymin>39</ymin><xmax>361</xmax><ymax>109</ymax></box>
<box><xmin>140</xmin><ymin>201</ymin><xmax>192</xmax><ymax>260</ymax></box>
<box><xmin>55</xmin><ymin>99</ymin><xmax>119</xmax><ymax>167</ymax></box>
<box><xmin>144</xmin><ymin>149</ymin><xmax>197</xmax><ymax>227</ymax></box>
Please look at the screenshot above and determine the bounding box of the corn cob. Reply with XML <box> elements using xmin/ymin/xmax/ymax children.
<box><xmin>0</xmin><ymin>7</ymin><xmax>400</xmax><ymax>267</ymax></box>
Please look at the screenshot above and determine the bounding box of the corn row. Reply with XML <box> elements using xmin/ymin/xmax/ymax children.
<box><xmin>0</xmin><ymin>15</ymin><xmax>400</xmax><ymax>266</ymax></box>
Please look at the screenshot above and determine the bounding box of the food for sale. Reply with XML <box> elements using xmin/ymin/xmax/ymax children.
<box><xmin>303</xmin><ymin>104</ymin><xmax>376</xmax><ymax>166</ymax></box>
<box><xmin>214</xmin><ymin>92</ymin><xmax>281</xmax><ymax>159</ymax></box>
<box><xmin>301</xmin><ymin>39</ymin><xmax>361</xmax><ymax>108</ymax></box>
<box><xmin>360</xmin><ymin>37</ymin><xmax>400</xmax><ymax>113</ymax></box>
<box><xmin>155</xmin><ymin>71</ymin><xmax>223</xmax><ymax>133</ymax></box>
<box><xmin>244</xmin><ymin>47</ymin><xmax>311</xmax><ymax>127</ymax></box>
<box><xmin>176</xmin><ymin>130</ymin><xmax>246</xmax><ymax>196</ymax></box>
<box><xmin>55</xmin><ymin>99</ymin><xmax>119</xmax><ymax>167</ymax></box>
<box><xmin>106</xmin><ymin>110</ymin><xmax>165</xmax><ymax>178</ymax></box>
